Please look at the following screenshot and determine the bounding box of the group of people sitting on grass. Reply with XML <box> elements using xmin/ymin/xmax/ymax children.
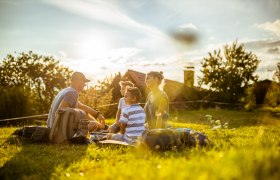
<box><xmin>46</xmin><ymin>71</ymin><xmax>169</xmax><ymax>144</ymax></box>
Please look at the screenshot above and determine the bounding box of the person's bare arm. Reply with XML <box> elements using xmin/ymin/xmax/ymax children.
<box><xmin>120</xmin><ymin>123</ymin><xmax>127</xmax><ymax>135</ymax></box>
<box><xmin>156</xmin><ymin>98</ymin><xmax>168</xmax><ymax>128</ymax></box>
<box><xmin>78</xmin><ymin>102</ymin><xmax>103</xmax><ymax>118</ymax></box>
<box><xmin>115</xmin><ymin>108</ymin><xmax>121</xmax><ymax>126</ymax></box>
<box><xmin>78</xmin><ymin>102</ymin><xmax>105</xmax><ymax>129</ymax></box>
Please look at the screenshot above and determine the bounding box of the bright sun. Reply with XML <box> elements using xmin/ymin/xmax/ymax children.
<box><xmin>79</xmin><ymin>36</ymin><xmax>112</xmax><ymax>59</ymax></box>
<box><xmin>73</xmin><ymin>35</ymin><xmax>115</xmax><ymax>75</ymax></box>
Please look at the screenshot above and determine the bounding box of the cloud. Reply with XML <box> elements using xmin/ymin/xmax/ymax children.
<box><xmin>0</xmin><ymin>0</ymin><xmax>33</xmax><ymax>6</ymax></box>
<box><xmin>104</xmin><ymin>48</ymin><xmax>141</xmax><ymax>64</ymax></box>
<box><xmin>169</xmin><ymin>23</ymin><xmax>199</xmax><ymax>45</ymax></box>
<box><xmin>100</xmin><ymin>66</ymin><xmax>107</xmax><ymax>70</ymax></box>
<box><xmin>267</xmin><ymin>47</ymin><xmax>280</xmax><ymax>54</ymax></box>
<box><xmin>242</xmin><ymin>39</ymin><xmax>280</xmax><ymax>80</ymax></box>
<box><xmin>57</xmin><ymin>50</ymin><xmax>67</xmax><ymax>58</ymax></box>
<box><xmin>209</xmin><ymin>36</ymin><xmax>216</xmax><ymax>41</ymax></box>
<box><xmin>256</xmin><ymin>19</ymin><xmax>280</xmax><ymax>37</ymax></box>
<box><xmin>43</xmin><ymin>0</ymin><xmax>170</xmax><ymax>41</ymax></box>
<box><xmin>178</xmin><ymin>23</ymin><xmax>198</xmax><ymax>30</ymax></box>
<box><xmin>244</xmin><ymin>39</ymin><xmax>280</xmax><ymax>50</ymax></box>
<box><xmin>126</xmin><ymin>62</ymin><xmax>166</xmax><ymax>67</ymax></box>
<box><xmin>43</xmin><ymin>0</ymin><xmax>178</xmax><ymax>63</ymax></box>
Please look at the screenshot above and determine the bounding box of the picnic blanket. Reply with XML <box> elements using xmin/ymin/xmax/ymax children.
<box><xmin>12</xmin><ymin>126</ymin><xmax>210</xmax><ymax>150</ymax></box>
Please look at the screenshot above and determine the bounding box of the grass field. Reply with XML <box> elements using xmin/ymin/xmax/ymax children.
<box><xmin>0</xmin><ymin>109</ymin><xmax>279</xmax><ymax>180</ymax></box>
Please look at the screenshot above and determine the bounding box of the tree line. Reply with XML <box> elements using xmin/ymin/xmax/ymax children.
<box><xmin>1</xmin><ymin>41</ymin><xmax>280</xmax><ymax>119</ymax></box>
<box><xmin>0</xmin><ymin>51</ymin><xmax>123</xmax><ymax>119</ymax></box>
<box><xmin>199</xmin><ymin>41</ymin><xmax>280</xmax><ymax>109</ymax></box>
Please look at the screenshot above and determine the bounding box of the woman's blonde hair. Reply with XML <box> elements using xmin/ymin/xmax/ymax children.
<box><xmin>147</xmin><ymin>71</ymin><xmax>165</xmax><ymax>89</ymax></box>
<box><xmin>119</xmin><ymin>81</ymin><xmax>134</xmax><ymax>87</ymax></box>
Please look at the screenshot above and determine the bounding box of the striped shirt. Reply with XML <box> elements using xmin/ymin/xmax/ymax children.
<box><xmin>119</xmin><ymin>104</ymin><xmax>146</xmax><ymax>137</ymax></box>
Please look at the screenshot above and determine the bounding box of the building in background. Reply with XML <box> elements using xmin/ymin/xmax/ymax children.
<box><xmin>184</xmin><ymin>66</ymin><xmax>195</xmax><ymax>88</ymax></box>
<box><xmin>121</xmin><ymin>69</ymin><xmax>203</xmax><ymax>107</ymax></box>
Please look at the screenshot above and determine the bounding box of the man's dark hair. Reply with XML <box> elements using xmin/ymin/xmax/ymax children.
<box><xmin>126</xmin><ymin>87</ymin><xmax>142</xmax><ymax>102</ymax></box>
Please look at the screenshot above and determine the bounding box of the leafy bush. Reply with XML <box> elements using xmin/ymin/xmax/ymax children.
<box><xmin>0</xmin><ymin>86</ymin><xmax>33</xmax><ymax>119</ymax></box>
<box><xmin>264</xmin><ymin>83</ymin><xmax>280</xmax><ymax>107</ymax></box>
<box><xmin>242</xmin><ymin>86</ymin><xmax>256</xmax><ymax>111</ymax></box>
<box><xmin>199</xmin><ymin>41</ymin><xmax>260</xmax><ymax>104</ymax></box>
<box><xmin>0</xmin><ymin>51</ymin><xmax>72</xmax><ymax>115</ymax></box>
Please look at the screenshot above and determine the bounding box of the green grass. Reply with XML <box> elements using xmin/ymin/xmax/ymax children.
<box><xmin>0</xmin><ymin>109</ymin><xmax>280</xmax><ymax>180</ymax></box>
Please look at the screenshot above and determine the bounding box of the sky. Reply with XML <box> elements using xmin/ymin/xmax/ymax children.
<box><xmin>0</xmin><ymin>0</ymin><xmax>280</xmax><ymax>86</ymax></box>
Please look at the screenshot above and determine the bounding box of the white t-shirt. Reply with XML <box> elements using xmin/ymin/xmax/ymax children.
<box><xmin>47</xmin><ymin>87</ymin><xmax>78</xmax><ymax>128</ymax></box>
<box><xmin>118</xmin><ymin>97</ymin><xmax>128</xmax><ymax>110</ymax></box>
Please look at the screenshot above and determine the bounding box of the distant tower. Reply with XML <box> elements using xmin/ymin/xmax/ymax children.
<box><xmin>184</xmin><ymin>66</ymin><xmax>194</xmax><ymax>88</ymax></box>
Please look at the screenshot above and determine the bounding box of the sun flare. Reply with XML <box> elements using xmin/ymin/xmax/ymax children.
<box><xmin>79</xmin><ymin>35</ymin><xmax>112</xmax><ymax>59</ymax></box>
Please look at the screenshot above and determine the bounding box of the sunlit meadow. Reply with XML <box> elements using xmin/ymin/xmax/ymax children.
<box><xmin>0</xmin><ymin>109</ymin><xmax>279</xmax><ymax>179</ymax></box>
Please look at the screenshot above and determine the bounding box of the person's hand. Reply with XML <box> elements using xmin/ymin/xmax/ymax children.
<box><xmin>115</xmin><ymin>121</ymin><xmax>121</xmax><ymax>126</ymax></box>
<box><xmin>106</xmin><ymin>133</ymin><xmax>113</xmax><ymax>139</ymax></box>
<box><xmin>108</xmin><ymin>122</ymin><xmax>120</xmax><ymax>133</ymax></box>
<box><xmin>98</xmin><ymin>113</ymin><xmax>106</xmax><ymax>129</ymax></box>
<box><xmin>98</xmin><ymin>113</ymin><xmax>105</xmax><ymax>121</ymax></box>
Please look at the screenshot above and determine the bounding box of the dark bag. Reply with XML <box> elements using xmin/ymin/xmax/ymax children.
<box><xmin>13</xmin><ymin>126</ymin><xmax>51</xmax><ymax>143</ymax></box>
<box><xmin>142</xmin><ymin>129</ymin><xmax>181</xmax><ymax>150</ymax></box>
<box><xmin>175</xmin><ymin>128</ymin><xmax>210</xmax><ymax>148</ymax></box>
<box><xmin>142</xmin><ymin>128</ymin><xmax>210</xmax><ymax>150</ymax></box>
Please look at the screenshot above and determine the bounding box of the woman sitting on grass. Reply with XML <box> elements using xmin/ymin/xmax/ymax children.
<box><xmin>144</xmin><ymin>71</ymin><xmax>169</xmax><ymax>129</ymax></box>
<box><xmin>107</xmin><ymin>87</ymin><xmax>146</xmax><ymax>144</ymax></box>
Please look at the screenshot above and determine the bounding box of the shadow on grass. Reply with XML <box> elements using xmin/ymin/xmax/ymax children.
<box><xmin>0</xmin><ymin>135</ymin><xmax>88</xmax><ymax>180</ymax></box>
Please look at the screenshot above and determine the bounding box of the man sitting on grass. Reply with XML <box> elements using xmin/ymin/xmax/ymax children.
<box><xmin>107</xmin><ymin>87</ymin><xmax>145</xmax><ymax>144</ymax></box>
<box><xmin>47</xmin><ymin>72</ymin><xmax>106</xmax><ymax>132</ymax></box>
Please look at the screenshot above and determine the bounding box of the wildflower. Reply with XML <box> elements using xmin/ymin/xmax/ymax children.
<box><xmin>212</xmin><ymin>125</ymin><xmax>221</xmax><ymax>130</ymax></box>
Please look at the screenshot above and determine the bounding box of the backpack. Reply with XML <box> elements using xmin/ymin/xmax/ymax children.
<box><xmin>49</xmin><ymin>108</ymin><xmax>90</xmax><ymax>144</ymax></box>
<box><xmin>142</xmin><ymin>129</ymin><xmax>181</xmax><ymax>150</ymax></box>
<box><xmin>142</xmin><ymin>128</ymin><xmax>210</xmax><ymax>150</ymax></box>
<box><xmin>175</xmin><ymin>128</ymin><xmax>210</xmax><ymax>148</ymax></box>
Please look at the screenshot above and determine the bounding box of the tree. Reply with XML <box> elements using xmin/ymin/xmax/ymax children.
<box><xmin>199</xmin><ymin>41</ymin><xmax>260</xmax><ymax>104</ymax></box>
<box><xmin>273</xmin><ymin>62</ymin><xmax>280</xmax><ymax>83</ymax></box>
<box><xmin>264</xmin><ymin>83</ymin><xmax>280</xmax><ymax>107</ymax></box>
<box><xmin>0</xmin><ymin>86</ymin><xmax>33</xmax><ymax>119</ymax></box>
<box><xmin>0</xmin><ymin>51</ymin><xmax>72</xmax><ymax>115</ymax></box>
<box><xmin>109</xmin><ymin>72</ymin><xmax>122</xmax><ymax>103</ymax></box>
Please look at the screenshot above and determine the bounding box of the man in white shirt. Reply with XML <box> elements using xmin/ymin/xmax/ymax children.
<box><xmin>47</xmin><ymin>72</ymin><xmax>106</xmax><ymax>131</ymax></box>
